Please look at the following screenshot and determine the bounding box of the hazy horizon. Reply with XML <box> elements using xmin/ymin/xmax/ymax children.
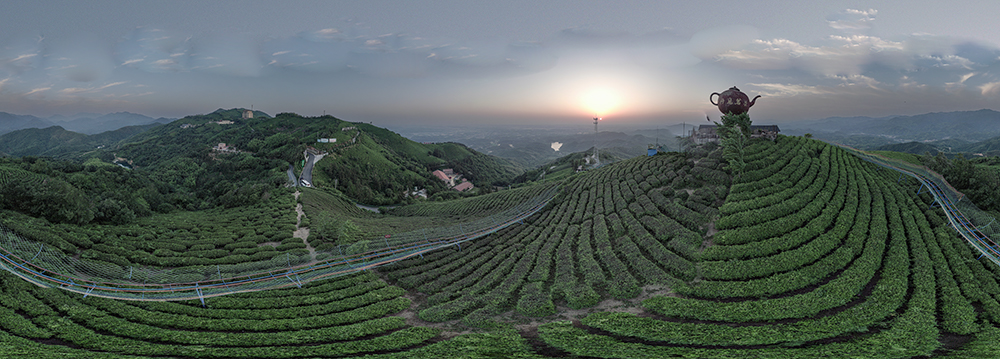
<box><xmin>2</xmin><ymin>1</ymin><xmax>1000</xmax><ymax>127</ymax></box>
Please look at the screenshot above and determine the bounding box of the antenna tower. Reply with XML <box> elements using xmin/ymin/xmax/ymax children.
<box><xmin>593</xmin><ymin>117</ymin><xmax>601</xmax><ymax>166</ymax></box>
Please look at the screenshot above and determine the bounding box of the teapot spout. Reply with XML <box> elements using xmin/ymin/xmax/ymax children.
<box><xmin>748</xmin><ymin>95</ymin><xmax>761</xmax><ymax>108</ymax></box>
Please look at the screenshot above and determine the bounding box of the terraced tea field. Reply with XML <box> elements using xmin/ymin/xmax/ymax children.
<box><xmin>537</xmin><ymin>137</ymin><xmax>1000</xmax><ymax>358</ymax></box>
<box><xmin>4</xmin><ymin>135</ymin><xmax>1000</xmax><ymax>357</ymax></box>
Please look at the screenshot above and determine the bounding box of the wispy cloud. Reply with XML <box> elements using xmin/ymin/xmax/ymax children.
<box><xmin>826</xmin><ymin>9</ymin><xmax>877</xmax><ymax>33</ymax></box>
<box><xmin>750</xmin><ymin>83</ymin><xmax>836</xmax><ymax>97</ymax></box>
<box><xmin>98</xmin><ymin>81</ymin><xmax>125</xmax><ymax>89</ymax></box>
<box><xmin>57</xmin><ymin>81</ymin><xmax>126</xmax><ymax>94</ymax></box>
<box><xmin>7</xmin><ymin>53</ymin><xmax>38</xmax><ymax>63</ymax></box>
<box><xmin>116</xmin><ymin>27</ymin><xmax>190</xmax><ymax>73</ymax></box>
<box><xmin>25</xmin><ymin>87</ymin><xmax>50</xmax><ymax>95</ymax></box>
<box><xmin>980</xmin><ymin>81</ymin><xmax>1000</xmax><ymax>96</ymax></box>
<box><xmin>59</xmin><ymin>87</ymin><xmax>89</xmax><ymax>94</ymax></box>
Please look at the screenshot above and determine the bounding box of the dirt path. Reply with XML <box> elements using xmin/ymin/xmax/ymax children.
<box><xmin>292</xmin><ymin>191</ymin><xmax>317</xmax><ymax>262</ymax></box>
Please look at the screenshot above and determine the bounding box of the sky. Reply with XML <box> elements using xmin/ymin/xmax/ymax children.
<box><xmin>1</xmin><ymin>0</ymin><xmax>999</xmax><ymax>127</ymax></box>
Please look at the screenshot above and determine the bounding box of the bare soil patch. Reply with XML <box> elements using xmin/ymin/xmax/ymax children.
<box><xmin>293</xmin><ymin>202</ymin><xmax>317</xmax><ymax>262</ymax></box>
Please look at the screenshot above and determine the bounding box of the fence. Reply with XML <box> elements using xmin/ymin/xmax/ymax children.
<box><xmin>832</xmin><ymin>142</ymin><xmax>1000</xmax><ymax>267</ymax></box>
<box><xmin>0</xmin><ymin>185</ymin><xmax>559</xmax><ymax>304</ymax></box>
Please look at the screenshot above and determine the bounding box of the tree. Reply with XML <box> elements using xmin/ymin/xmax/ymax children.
<box><xmin>94</xmin><ymin>198</ymin><xmax>136</xmax><ymax>225</ymax></box>
<box><xmin>714</xmin><ymin>112</ymin><xmax>752</xmax><ymax>176</ymax></box>
<box><xmin>0</xmin><ymin>177</ymin><xmax>94</xmax><ymax>224</ymax></box>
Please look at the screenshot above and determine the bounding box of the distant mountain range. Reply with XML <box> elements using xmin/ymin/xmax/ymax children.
<box><xmin>0</xmin><ymin>111</ymin><xmax>175</xmax><ymax>135</ymax></box>
<box><xmin>874</xmin><ymin>135</ymin><xmax>1000</xmax><ymax>158</ymax></box>
<box><xmin>782</xmin><ymin>109</ymin><xmax>1000</xmax><ymax>144</ymax></box>
<box><xmin>0</xmin><ymin>124</ymin><xmax>163</xmax><ymax>158</ymax></box>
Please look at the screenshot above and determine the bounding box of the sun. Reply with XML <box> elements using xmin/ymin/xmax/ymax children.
<box><xmin>580</xmin><ymin>88</ymin><xmax>622</xmax><ymax>117</ymax></box>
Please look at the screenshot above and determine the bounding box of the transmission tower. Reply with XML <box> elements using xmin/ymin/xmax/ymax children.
<box><xmin>593</xmin><ymin>117</ymin><xmax>601</xmax><ymax>166</ymax></box>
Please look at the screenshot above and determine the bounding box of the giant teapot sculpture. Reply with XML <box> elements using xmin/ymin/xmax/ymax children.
<box><xmin>710</xmin><ymin>86</ymin><xmax>760</xmax><ymax>115</ymax></box>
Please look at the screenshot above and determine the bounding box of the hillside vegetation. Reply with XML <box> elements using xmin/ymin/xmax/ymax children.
<box><xmin>0</xmin><ymin>109</ymin><xmax>524</xmax><ymax>229</ymax></box>
<box><xmin>5</xmin><ymin>131</ymin><xmax>1000</xmax><ymax>357</ymax></box>
<box><xmin>116</xmin><ymin>109</ymin><xmax>521</xmax><ymax>205</ymax></box>
<box><xmin>537</xmin><ymin>136</ymin><xmax>998</xmax><ymax>357</ymax></box>
<box><xmin>0</xmin><ymin>124</ymin><xmax>161</xmax><ymax>159</ymax></box>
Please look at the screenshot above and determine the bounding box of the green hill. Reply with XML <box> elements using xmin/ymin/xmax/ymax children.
<box><xmin>512</xmin><ymin>146</ymin><xmax>629</xmax><ymax>184</ymax></box>
<box><xmin>0</xmin><ymin>109</ymin><xmax>524</xmax><ymax>227</ymax></box>
<box><xmin>875</xmin><ymin>141</ymin><xmax>942</xmax><ymax>155</ymax></box>
<box><xmin>115</xmin><ymin>110</ymin><xmax>522</xmax><ymax>205</ymax></box>
<box><xmin>5</xmin><ymin>129</ymin><xmax>1000</xmax><ymax>357</ymax></box>
<box><xmin>0</xmin><ymin>124</ymin><xmax>160</xmax><ymax>159</ymax></box>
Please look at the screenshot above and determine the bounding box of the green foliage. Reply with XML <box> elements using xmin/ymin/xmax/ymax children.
<box><xmin>379</xmin><ymin>152</ymin><xmax>720</xmax><ymax>328</ymax></box>
<box><xmin>0</xmin><ymin>270</ymin><xmax>442</xmax><ymax>358</ymax></box>
<box><xmin>925</xmin><ymin>152</ymin><xmax>1000</xmax><ymax>213</ymax></box>
<box><xmin>871</xmin><ymin>150</ymin><xmax>924</xmax><ymax>166</ymax></box>
<box><xmin>513</xmin><ymin>147</ymin><xmax>625</xmax><ymax>184</ymax></box>
<box><xmin>8</xmin><ymin>116</ymin><xmax>1000</xmax><ymax>357</ymax></box>
<box><xmin>531</xmin><ymin>138</ymin><xmax>974</xmax><ymax>358</ymax></box>
<box><xmin>714</xmin><ymin>112</ymin><xmax>752</xmax><ymax>175</ymax></box>
<box><xmin>0</xmin><ymin>170</ymin><xmax>93</xmax><ymax>225</ymax></box>
<box><xmin>0</xmin><ymin>123</ymin><xmax>162</xmax><ymax>159</ymax></box>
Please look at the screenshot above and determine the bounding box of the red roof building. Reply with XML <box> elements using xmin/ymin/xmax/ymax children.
<box><xmin>453</xmin><ymin>181</ymin><xmax>474</xmax><ymax>192</ymax></box>
<box><xmin>432</xmin><ymin>170</ymin><xmax>449</xmax><ymax>182</ymax></box>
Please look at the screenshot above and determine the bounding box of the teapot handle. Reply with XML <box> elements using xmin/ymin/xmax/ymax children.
<box><xmin>710</xmin><ymin>92</ymin><xmax>721</xmax><ymax>106</ymax></box>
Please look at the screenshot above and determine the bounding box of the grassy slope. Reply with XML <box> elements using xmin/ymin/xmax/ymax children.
<box><xmin>871</xmin><ymin>150</ymin><xmax>925</xmax><ymax>166</ymax></box>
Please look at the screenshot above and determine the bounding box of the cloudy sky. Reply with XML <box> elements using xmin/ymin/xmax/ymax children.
<box><xmin>1</xmin><ymin>0</ymin><xmax>999</xmax><ymax>126</ymax></box>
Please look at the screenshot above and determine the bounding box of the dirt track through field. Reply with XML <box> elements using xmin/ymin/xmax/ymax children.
<box><xmin>293</xmin><ymin>191</ymin><xmax>317</xmax><ymax>262</ymax></box>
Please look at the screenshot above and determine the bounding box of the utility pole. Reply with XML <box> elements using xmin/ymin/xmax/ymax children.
<box><xmin>682</xmin><ymin>121</ymin><xmax>687</xmax><ymax>151</ymax></box>
<box><xmin>593</xmin><ymin>117</ymin><xmax>601</xmax><ymax>166</ymax></box>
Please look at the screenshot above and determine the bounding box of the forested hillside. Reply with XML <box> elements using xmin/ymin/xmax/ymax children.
<box><xmin>115</xmin><ymin>109</ymin><xmax>521</xmax><ymax>205</ymax></box>
<box><xmin>0</xmin><ymin>124</ymin><xmax>160</xmax><ymax>158</ymax></box>
<box><xmin>0</xmin><ymin>109</ymin><xmax>525</xmax><ymax>228</ymax></box>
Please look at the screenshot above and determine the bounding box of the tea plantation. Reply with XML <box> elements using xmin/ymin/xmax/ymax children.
<box><xmin>4</xmin><ymin>135</ymin><xmax>1000</xmax><ymax>357</ymax></box>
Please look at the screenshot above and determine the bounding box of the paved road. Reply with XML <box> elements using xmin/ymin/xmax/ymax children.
<box><xmin>299</xmin><ymin>153</ymin><xmax>315</xmax><ymax>186</ymax></box>
<box><xmin>298</xmin><ymin>152</ymin><xmax>326</xmax><ymax>187</ymax></box>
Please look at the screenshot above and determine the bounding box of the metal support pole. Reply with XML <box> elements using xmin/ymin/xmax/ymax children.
<box><xmin>981</xmin><ymin>218</ymin><xmax>996</xmax><ymax>232</ymax></box>
<box><xmin>31</xmin><ymin>244</ymin><xmax>43</xmax><ymax>262</ymax></box>
<box><xmin>196</xmin><ymin>283</ymin><xmax>206</xmax><ymax>307</ymax></box>
<box><xmin>218</xmin><ymin>265</ymin><xmax>232</xmax><ymax>292</ymax></box>
<box><xmin>286</xmin><ymin>273</ymin><xmax>301</xmax><ymax>288</ymax></box>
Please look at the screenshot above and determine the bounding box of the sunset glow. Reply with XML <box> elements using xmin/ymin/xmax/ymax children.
<box><xmin>580</xmin><ymin>87</ymin><xmax>622</xmax><ymax>117</ymax></box>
